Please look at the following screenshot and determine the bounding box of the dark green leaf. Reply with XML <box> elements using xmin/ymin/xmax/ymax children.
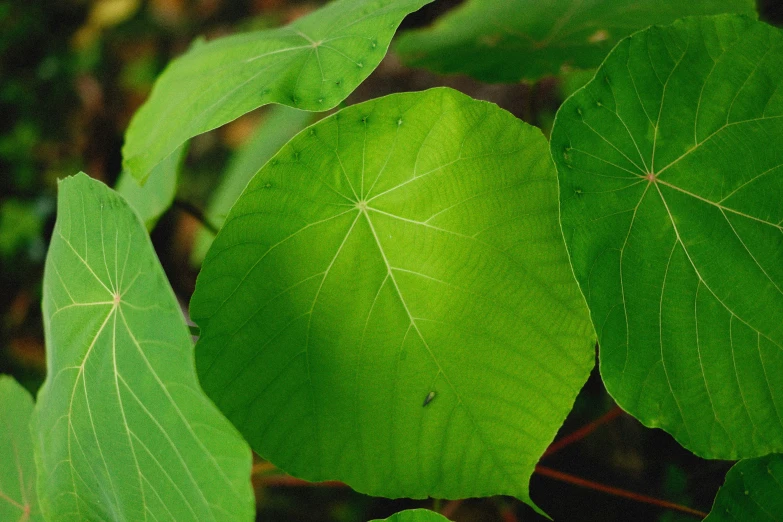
<box><xmin>705</xmin><ymin>454</ymin><xmax>783</xmax><ymax>521</ymax></box>
<box><xmin>551</xmin><ymin>15</ymin><xmax>783</xmax><ymax>459</ymax></box>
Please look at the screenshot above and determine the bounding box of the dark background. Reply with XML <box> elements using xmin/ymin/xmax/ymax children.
<box><xmin>2</xmin><ymin>1</ymin><xmax>781</xmax><ymax>520</ymax></box>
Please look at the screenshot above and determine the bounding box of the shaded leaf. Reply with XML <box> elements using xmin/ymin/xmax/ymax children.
<box><xmin>116</xmin><ymin>143</ymin><xmax>187</xmax><ymax>230</ymax></box>
<box><xmin>705</xmin><ymin>454</ymin><xmax>783</xmax><ymax>521</ymax></box>
<box><xmin>551</xmin><ymin>15</ymin><xmax>783</xmax><ymax>459</ymax></box>
<box><xmin>191</xmin><ymin>106</ymin><xmax>315</xmax><ymax>264</ymax></box>
<box><xmin>123</xmin><ymin>0</ymin><xmax>433</xmax><ymax>184</ymax></box>
<box><xmin>395</xmin><ymin>0</ymin><xmax>755</xmax><ymax>83</ymax></box>
<box><xmin>0</xmin><ymin>375</ymin><xmax>41</xmax><ymax>522</ymax></box>
<box><xmin>32</xmin><ymin>173</ymin><xmax>254</xmax><ymax>521</ymax></box>
<box><xmin>191</xmin><ymin>88</ymin><xmax>594</xmax><ymax>509</ymax></box>
<box><xmin>370</xmin><ymin>509</ymin><xmax>451</xmax><ymax>522</ymax></box>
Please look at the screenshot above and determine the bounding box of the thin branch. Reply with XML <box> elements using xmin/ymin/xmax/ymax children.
<box><xmin>543</xmin><ymin>406</ymin><xmax>624</xmax><ymax>457</ymax></box>
<box><xmin>534</xmin><ymin>465</ymin><xmax>708</xmax><ymax>518</ymax></box>
<box><xmin>172</xmin><ymin>199</ymin><xmax>219</xmax><ymax>235</ymax></box>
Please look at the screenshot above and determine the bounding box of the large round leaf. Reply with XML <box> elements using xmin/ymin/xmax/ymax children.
<box><xmin>123</xmin><ymin>0</ymin><xmax>432</xmax><ymax>185</ymax></box>
<box><xmin>33</xmin><ymin>174</ymin><xmax>254</xmax><ymax>521</ymax></box>
<box><xmin>395</xmin><ymin>0</ymin><xmax>755</xmax><ymax>83</ymax></box>
<box><xmin>191</xmin><ymin>88</ymin><xmax>594</xmax><ymax>507</ymax></box>
<box><xmin>0</xmin><ymin>376</ymin><xmax>41</xmax><ymax>522</ymax></box>
<box><xmin>705</xmin><ymin>454</ymin><xmax>783</xmax><ymax>521</ymax></box>
<box><xmin>551</xmin><ymin>15</ymin><xmax>783</xmax><ymax>459</ymax></box>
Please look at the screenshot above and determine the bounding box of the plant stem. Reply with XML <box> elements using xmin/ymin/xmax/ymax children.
<box><xmin>543</xmin><ymin>406</ymin><xmax>624</xmax><ymax>457</ymax></box>
<box><xmin>534</xmin><ymin>465</ymin><xmax>707</xmax><ymax>518</ymax></box>
<box><xmin>173</xmin><ymin>199</ymin><xmax>219</xmax><ymax>235</ymax></box>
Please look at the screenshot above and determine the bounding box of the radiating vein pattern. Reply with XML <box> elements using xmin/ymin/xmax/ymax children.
<box><xmin>705</xmin><ymin>454</ymin><xmax>783</xmax><ymax>521</ymax></box>
<box><xmin>123</xmin><ymin>0</ymin><xmax>432</xmax><ymax>184</ymax></box>
<box><xmin>0</xmin><ymin>376</ymin><xmax>41</xmax><ymax>522</ymax></box>
<box><xmin>551</xmin><ymin>15</ymin><xmax>783</xmax><ymax>459</ymax></box>
<box><xmin>395</xmin><ymin>0</ymin><xmax>755</xmax><ymax>83</ymax></box>
<box><xmin>191</xmin><ymin>88</ymin><xmax>595</xmax><ymax>506</ymax></box>
<box><xmin>32</xmin><ymin>174</ymin><xmax>254</xmax><ymax>522</ymax></box>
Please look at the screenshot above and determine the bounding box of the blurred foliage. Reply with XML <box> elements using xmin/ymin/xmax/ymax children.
<box><xmin>1</xmin><ymin>0</ymin><xmax>781</xmax><ymax>520</ymax></box>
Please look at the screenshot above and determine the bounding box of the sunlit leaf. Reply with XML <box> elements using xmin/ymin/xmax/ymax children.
<box><xmin>0</xmin><ymin>376</ymin><xmax>41</xmax><ymax>522</ymax></box>
<box><xmin>371</xmin><ymin>509</ymin><xmax>451</xmax><ymax>522</ymax></box>
<box><xmin>123</xmin><ymin>0</ymin><xmax>432</xmax><ymax>184</ymax></box>
<box><xmin>705</xmin><ymin>454</ymin><xmax>783</xmax><ymax>521</ymax></box>
<box><xmin>395</xmin><ymin>0</ymin><xmax>755</xmax><ymax>83</ymax></box>
<box><xmin>116</xmin><ymin>144</ymin><xmax>187</xmax><ymax>230</ymax></box>
<box><xmin>32</xmin><ymin>173</ymin><xmax>254</xmax><ymax>521</ymax></box>
<box><xmin>551</xmin><ymin>15</ymin><xmax>783</xmax><ymax>459</ymax></box>
<box><xmin>191</xmin><ymin>106</ymin><xmax>315</xmax><ymax>264</ymax></box>
<box><xmin>191</xmin><ymin>88</ymin><xmax>595</xmax><ymax>509</ymax></box>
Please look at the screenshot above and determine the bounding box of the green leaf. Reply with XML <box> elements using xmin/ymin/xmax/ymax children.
<box><xmin>191</xmin><ymin>88</ymin><xmax>595</xmax><ymax>509</ymax></box>
<box><xmin>32</xmin><ymin>173</ymin><xmax>254</xmax><ymax>521</ymax></box>
<box><xmin>395</xmin><ymin>0</ymin><xmax>756</xmax><ymax>83</ymax></box>
<box><xmin>370</xmin><ymin>509</ymin><xmax>451</xmax><ymax>522</ymax></box>
<box><xmin>122</xmin><ymin>0</ymin><xmax>433</xmax><ymax>185</ymax></box>
<box><xmin>0</xmin><ymin>375</ymin><xmax>41</xmax><ymax>522</ymax></box>
<box><xmin>116</xmin><ymin>144</ymin><xmax>187</xmax><ymax>230</ymax></box>
<box><xmin>191</xmin><ymin>106</ymin><xmax>315</xmax><ymax>264</ymax></box>
<box><xmin>705</xmin><ymin>454</ymin><xmax>783</xmax><ymax>521</ymax></box>
<box><xmin>551</xmin><ymin>15</ymin><xmax>783</xmax><ymax>459</ymax></box>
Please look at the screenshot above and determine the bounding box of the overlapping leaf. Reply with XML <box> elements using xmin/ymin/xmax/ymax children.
<box><xmin>191</xmin><ymin>88</ymin><xmax>594</xmax><ymax>508</ymax></box>
<box><xmin>705</xmin><ymin>454</ymin><xmax>783</xmax><ymax>521</ymax></box>
<box><xmin>192</xmin><ymin>106</ymin><xmax>315</xmax><ymax>264</ymax></box>
<box><xmin>371</xmin><ymin>509</ymin><xmax>451</xmax><ymax>522</ymax></box>
<box><xmin>32</xmin><ymin>173</ymin><xmax>254</xmax><ymax>521</ymax></box>
<box><xmin>123</xmin><ymin>0</ymin><xmax>432</xmax><ymax>184</ymax></box>
<box><xmin>551</xmin><ymin>15</ymin><xmax>783</xmax><ymax>459</ymax></box>
<box><xmin>395</xmin><ymin>0</ymin><xmax>755</xmax><ymax>83</ymax></box>
<box><xmin>0</xmin><ymin>376</ymin><xmax>41</xmax><ymax>522</ymax></box>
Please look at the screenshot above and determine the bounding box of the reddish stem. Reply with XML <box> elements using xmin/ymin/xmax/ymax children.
<box><xmin>544</xmin><ymin>406</ymin><xmax>624</xmax><ymax>457</ymax></box>
<box><xmin>534</xmin><ymin>465</ymin><xmax>707</xmax><ymax>518</ymax></box>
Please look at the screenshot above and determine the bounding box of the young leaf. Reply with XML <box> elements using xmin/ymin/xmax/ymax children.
<box><xmin>191</xmin><ymin>106</ymin><xmax>315</xmax><ymax>264</ymax></box>
<box><xmin>0</xmin><ymin>376</ymin><xmax>41</xmax><ymax>522</ymax></box>
<box><xmin>191</xmin><ymin>88</ymin><xmax>595</xmax><ymax>509</ymax></box>
<box><xmin>371</xmin><ymin>509</ymin><xmax>451</xmax><ymax>522</ymax></box>
<box><xmin>122</xmin><ymin>0</ymin><xmax>433</xmax><ymax>185</ymax></box>
<box><xmin>395</xmin><ymin>0</ymin><xmax>756</xmax><ymax>83</ymax></box>
<box><xmin>551</xmin><ymin>15</ymin><xmax>783</xmax><ymax>459</ymax></box>
<box><xmin>116</xmin><ymin>143</ymin><xmax>187</xmax><ymax>230</ymax></box>
<box><xmin>704</xmin><ymin>454</ymin><xmax>783</xmax><ymax>521</ymax></box>
<box><xmin>32</xmin><ymin>173</ymin><xmax>254</xmax><ymax>521</ymax></box>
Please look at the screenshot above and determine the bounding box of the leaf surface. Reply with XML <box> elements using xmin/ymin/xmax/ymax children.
<box><xmin>0</xmin><ymin>376</ymin><xmax>41</xmax><ymax>522</ymax></box>
<box><xmin>551</xmin><ymin>15</ymin><xmax>783</xmax><ymax>459</ymax></box>
<box><xmin>192</xmin><ymin>106</ymin><xmax>315</xmax><ymax>264</ymax></box>
<box><xmin>705</xmin><ymin>454</ymin><xmax>783</xmax><ymax>521</ymax></box>
<box><xmin>191</xmin><ymin>88</ymin><xmax>595</xmax><ymax>508</ymax></box>
<box><xmin>395</xmin><ymin>0</ymin><xmax>755</xmax><ymax>83</ymax></box>
<box><xmin>370</xmin><ymin>509</ymin><xmax>451</xmax><ymax>522</ymax></box>
<box><xmin>32</xmin><ymin>173</ymin><xmax>254</xmax><ymax>521</ymax></box>
<box><xmin>123</xmin><ymin>0</ymin><xmax>432</xmax><ymax>184</ymax></box>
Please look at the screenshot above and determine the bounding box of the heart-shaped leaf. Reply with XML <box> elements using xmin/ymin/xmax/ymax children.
<box><xmin>371</xmin><ymin>509</ymin><xmax>451</xmax><ymax>522</ymax></box>
<box><xmin>551</xmin><ymin>15</ymin><xmax>783</xmax><ymax>459</ymax></box>
<box><xmin>395</xmin><ymin>0</ymin><xmax>755</xmax><ymax>83</ymax></box>
<box><xmin>191</xmin><ymin>88</ymin><xmax>595</xmax><ymax>509</ymax></box>
<box><xmin>32</xmin><ymin>173</ymin><xmax>254</xmax><ymax>521</ymax></box>
<box><xmin>123</xmin><ymin>0</ymin><xmax>432</xmax><ymax>185</ymax></box>
<box><xmin>705</xmin><ymin>454</ymin><xmax>783</xmax><ymax>521</ymax></box>
<box><xmin>0</xmin><ymin>376</ymin><xmax>41</xmax><ymax>522</ymax></box>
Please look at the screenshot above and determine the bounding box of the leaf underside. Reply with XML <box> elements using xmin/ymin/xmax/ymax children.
<box><xmin>705</xmin><ymin>454</ymin><xmax>783</xmax><ymax>521</ymax></box>
<box><xmin>122</xmin><ymin>0</ymin><xmax>433</xmax><ymax>185</ymax></box>
<box><xmin>394</xmin><ymin>0</ymin><xmax>756</xmax><ymax>83</ymax></box>
<box><xmin>32</xmin><ymin>173</ymin><xmax>254</xmax><ymax>522</ymax></box>
<box><xmin>551</xmin><ymin>15</ymin><xmax>783</xmax><ymax>459</ymax></box>
<box><xmin>0</xmin><ymin>376</ymin><xmax>42</xmax><ymax>522</ymax></box>
<box><xmin>191</xmin><ymin>87</ymin><xmax>595</xmax><ymax>508</ymax></box>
